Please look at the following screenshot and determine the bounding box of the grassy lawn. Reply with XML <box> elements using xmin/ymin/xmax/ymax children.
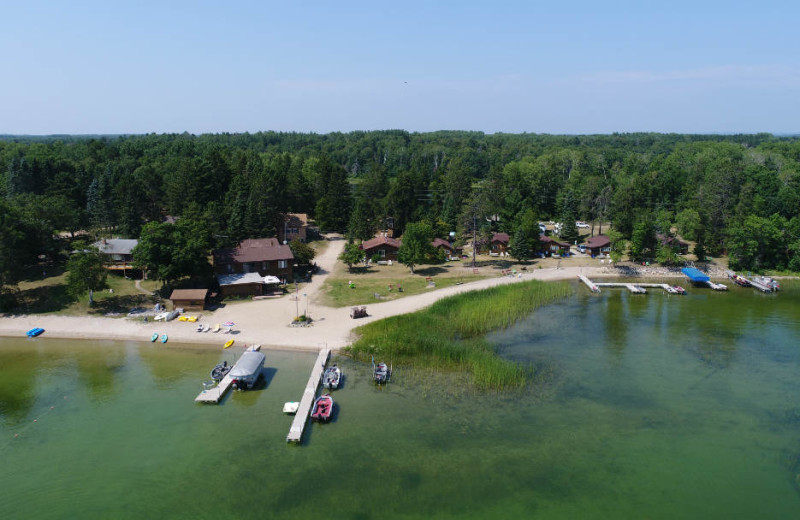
<box><xmin>10</xmin><ymin>272</ymin><xmax>157</xmax><ymax>316</ymax></box>
<box><xmin>320</xmin><ymin>257</ymin><xmax>531</xmax><ymax>307</ymax></box>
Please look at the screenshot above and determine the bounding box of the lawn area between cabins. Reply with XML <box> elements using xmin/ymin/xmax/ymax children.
<box><xmin>9</xmin><ymin>273</ymin><xmax>160</xmax><ymax>316</ymax></box>
<box><xmin>320</xmin><ymin>260</ymin><xmax>491</xmax><ymax>307</ymax></box>
<box><xmin>345</xmin><ymin>280</ymin><xmax>572</xmax><ymax>391</ymax></box>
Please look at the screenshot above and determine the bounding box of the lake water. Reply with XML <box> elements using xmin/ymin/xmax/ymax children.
<box><xmin>1</xmin><ymin>281</ymin><xmax>799</xmax><ymax>519</ymax></box>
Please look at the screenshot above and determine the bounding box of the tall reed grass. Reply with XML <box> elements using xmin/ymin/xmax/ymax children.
<box><xmin>345</xmin><ymin>280</ymin><xmax>572</xmax><ymax>390</ymax></box>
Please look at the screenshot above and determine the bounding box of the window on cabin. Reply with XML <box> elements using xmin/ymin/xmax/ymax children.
<box><xmin>278</xmin><ymin>260</ymin><xmax>287</xmax><ymax>269</ymax></box>
<box><xmin>379</xmin><ymin>249</ymin><xmax>386</xmax><ymax>258</ymax></box>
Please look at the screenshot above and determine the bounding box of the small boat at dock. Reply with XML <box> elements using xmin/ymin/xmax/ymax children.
<box><xmin>26</xmin><ymin>327</ymin><xmax>45</xmax><ymax>337</ymax></box>
<box><xmin>752</xmin><ymin>276</ymin><xmax>780</xmax><ymax>291</ymax></box>
<box><xmin>323</xmin><ymin>364</ymin><xmax>341</xmax><ymax>389</ymax></box>
<box><xmin>666</xmin><ymin>285</ymin><xmax>686</xmax><ymax>295</ymax></box>
<box><xmin>311</xmin><ymin>394</ymin><xmax>334</xmax><ymax>422</ymax></box>
<box><xmin>283</xmin><ymin>402</ymin><xmax>299</xmax><ymax>414</ymax></box>
<box><xmin>210</xmin><ymin>361</ymin><xmax>232</xmax><ymax>381</ymax></box>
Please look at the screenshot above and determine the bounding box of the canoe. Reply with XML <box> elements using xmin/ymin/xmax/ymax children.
<box><xmin>26</xmin><ymin>327</ymin><xmax>45</xmax><ymax>337</ymax></box>
<box><xmin>223</xmin><ymin>339</ymin><xmax>234</xmax><ymax>349</ymax></box>
<box><xmin>161</xmin><ymin>334</ymin><xmax>168</xmax><ymax>343</ymax></box>
<box><xmin>150</xmin><ymin>333</ymin><xmax>159</xmax><ymax>342</ymax></box>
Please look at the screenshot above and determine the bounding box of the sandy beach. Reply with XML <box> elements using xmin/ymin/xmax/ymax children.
<box><xmin>0</xmin><ymin>239</ymin><xmax>710</xmax><ymax>352</ymax></box>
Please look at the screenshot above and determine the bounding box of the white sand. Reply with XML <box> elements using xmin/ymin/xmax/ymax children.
<box><xmin>0</xmin><ymin>240</ymin><xmax>668</xmax><ymax>352</ymax></box>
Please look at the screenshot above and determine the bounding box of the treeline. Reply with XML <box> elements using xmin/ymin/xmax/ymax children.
<box><xmin>1</xmin><ymin>131</ymin><xmax>800</xmax><ymax>289</ymax></box>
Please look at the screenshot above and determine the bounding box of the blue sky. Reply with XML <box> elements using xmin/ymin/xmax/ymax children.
<box><xmin>1</xmin><ymin>0</ymin><xmax>798</xmax><ymax>134</ymax></box>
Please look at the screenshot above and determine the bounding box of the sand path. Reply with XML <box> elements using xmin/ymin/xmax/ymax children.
<box><xmin>1</xmin><ymin>243</ymin><xmax>634</xmax><ymax>351</ymax></box>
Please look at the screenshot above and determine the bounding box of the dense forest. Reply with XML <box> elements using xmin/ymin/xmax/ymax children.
<box><xmin>2</xmin><ymin>131</ymin><xmax>800</xmax><ymax>296</ymax></box>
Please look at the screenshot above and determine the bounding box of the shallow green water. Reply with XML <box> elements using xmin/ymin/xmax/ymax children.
<box><xmin>2</xmin><ymin>281</ymin><xmax>800</xmax><ymax>519</ymax></box>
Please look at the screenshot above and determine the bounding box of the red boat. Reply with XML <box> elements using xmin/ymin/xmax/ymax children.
<box><xmin>311</xmin><ymin>394</ymin><xmax>334</xmax><ymax>422</ymax></box>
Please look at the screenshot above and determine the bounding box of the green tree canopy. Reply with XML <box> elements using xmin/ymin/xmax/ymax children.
<box><xmin>66</xmin><ymin>249</ymin><xmax>108</xmax><ymax>305</ymax></box>
<box><xmin>289</xmin><ymin>239</ymin><xmax>316</xmax><ymax>265</ymax></box>
<box><xmin>398</xmin><ymin>221</ymin><xmax>437</xmax><ymax>273</ymax></box>
<box><xmin>132</xmin><ymin>219</ymin><xmax>212</xmax><ymax>286</ymax></box>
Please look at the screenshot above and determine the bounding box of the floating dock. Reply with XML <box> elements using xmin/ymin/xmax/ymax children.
<box><xmin>578</xmin><ymin>274</ymin><xmax>600</xmax><ymax>292</ymax></box>
<box><xmin>579</xmin><ymin>276</ymin><xmax>690</xmax><ymax>295</ymax></box>
<box><xmin>682</xmin><ymin>267</ymin><xmax>727</xmax><ymax>290</ymax></box>
<box><xmin>287</xmin><ymin>347</ymin><xmax>331</xmax><ymax>443</ymax></box>
<box><xmin>195</xmin><ymin>345</ymin><xmax>261</xmax><ymax>404</ymax></box>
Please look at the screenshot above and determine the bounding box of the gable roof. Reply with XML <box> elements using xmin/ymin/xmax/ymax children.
<box><xmin>94</xmin><ymin>238</ymin><xmax>138</xmax><ymax>255</ymax></box>
<box><xmin>284</xmin><ymin>213</ymin><xmax>309</xmax><ymax>227</ymax></box>
<box><xmin>539</xmin><ymin>235</ymin><xmax>571</xmax><ymax>248</ymax></box>
<box><xmin>361</xmin><ymin>236</ymin><xmax>401</xmax><ymax>250</ymax></box>
<box><xmin>432</xmin><ymin>238</ymin><xmax>454</xmax><ymax>251</ymax></box>
<box><xmin>213</xmin><ymin>238</ymin><xmax>294</xmax><ymax>264</ymax></box>
<box><xmin>169</xmin><ymin>289</ymin><xmax>208</xmax><ymax>300</ymax></box>
<box><xmin>584</xmin><ymin>235</ymin><xmax>611</xmax><ymax>248</ymax></box>
<box><xmin>491</xmin><ymin>233</ymin><xmax>510</xmax><ymax>244</ymax></box>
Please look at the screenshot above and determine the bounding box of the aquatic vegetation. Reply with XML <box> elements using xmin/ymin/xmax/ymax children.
<box><xmin>345</xmin><ymin>280</ymin><xmax>571</xmax><ymax>390</ymax></box>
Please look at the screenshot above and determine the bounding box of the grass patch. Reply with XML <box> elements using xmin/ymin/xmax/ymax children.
<box><xmin>9</xmin><ymin>272</ymin><xmax>157</xmax><ymax>316</ymax></box>
<box><xmin>344</xmin><ymin>280</ymin><xmax>572</xmax><ymax>391</ymax></box>
<box><xmin>322</xmin><ymin>272</ymin><xmax>488</xmax><ymax>307</ymax></box>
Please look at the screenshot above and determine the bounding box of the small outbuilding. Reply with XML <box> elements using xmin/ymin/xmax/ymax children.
<box><xmin>169</xmin><ymin>289</ymin><xmax>209</xmax><ymax>310</ymax></box>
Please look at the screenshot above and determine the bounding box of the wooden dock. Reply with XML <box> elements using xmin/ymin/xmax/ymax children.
<box><xmin>195</xmin><ymin>345</ymin><xmax>261</xmax><ymax>404</ymax></box>
<box><xmin>286</xmin><ymin>348</ymin><xmax>330</xmax><ymax>443</ymax></box>
<box><xmin>578</xmin><ymin>274</ymin><xmax>600</xmax><ymax>293</ymax></box>
<box><xmin>579</xmin><ymin>276</ymin><xmax>693</xmax><ymax>295</ymax></box>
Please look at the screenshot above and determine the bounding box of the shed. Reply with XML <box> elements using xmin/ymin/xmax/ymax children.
<box><xmin>169</xmin><ymin>289</ymin><xmax>209</xmax><ymax>310</ymax></box>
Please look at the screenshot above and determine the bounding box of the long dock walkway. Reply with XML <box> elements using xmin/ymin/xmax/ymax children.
<box><xmin>195</xmin><ymin>345</ymin><xmax>261</xmax><ymax>404</ymax></box>
<box><xmin>287</xmin><ymin>347</ymin><xmax>330</xmax><ymax>443</ymax></box>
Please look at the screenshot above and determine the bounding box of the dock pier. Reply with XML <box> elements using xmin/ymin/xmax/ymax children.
<box><xmin>579</xmin><ymin>276</ymin><xmax>690</xmax><ymax>295</ymax></box>
<box><xmin>195</xmin><ymin>345</ymin><xmax>262</xmax><ymax>404</ymax></box>
<box><xmin>287</xmin><ymin>347</ymin><xmax>331</xmax><ymax>443</ymax></box>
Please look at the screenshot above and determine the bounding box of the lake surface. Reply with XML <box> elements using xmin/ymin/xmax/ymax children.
<box><xmin>1</xmin><ymin>280</ymin><xmax>799</xmax><ymax>519</ymax></box>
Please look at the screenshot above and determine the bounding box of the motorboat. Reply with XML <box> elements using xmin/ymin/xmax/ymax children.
<box><xmin>283</xmin><ymin>402</ymin><xmax>299</xmax><ymax>414</ymax></box>
<box><xmin>667</xmin><ymin>285</ymin><xmax>686</xmax><ymax>295</ymax></box>
<box><xmin>373</xmin><ymin>359</ymin><xmax>391</xmax><ymax>384</ymax></box>
<box><xmin>229</xmin><ymin>350</ymin><xmax>265</xmax><ymax>390</ymax></box>
<box><xmin>154</xmin><ymin>312</ymin><xmax>169</xmax><ymax>321</ymax></box>
<box><xmin>752</xmin><ymin>276</ymin><xmax>780</xmax><ymax>291</ymax></box>
<box><xmin>311</xmin><ymin>394</ymin><xmax>334</xmax><ymax>422</ymax></box>
<box><xmin>210</xmin><ymin>361</ymin><xmax>232</xmax><ymax>381</ymax></box>
<box><xmin>323</xmin><ymin>364</ymin><xmax>342</xmax><ymax>389</ymax></box>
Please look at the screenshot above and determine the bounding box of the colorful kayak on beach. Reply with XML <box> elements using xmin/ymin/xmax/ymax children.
<box><xmin>151</xmin><ymin>333</ymin><xmax>159</xmax><ymax>342</ymax></box>
<box><xmin>223</xmin><ymin>339</ymin><xmax>234</xmax><ymax>349</ymax></box>
<box><xmin>161</xmin><ymin>334</ymin><xmax>168</xmax><ymax>343</ymax></box>
<box><xmin>26</xmin><ymin>327</ymin><xmax>45</xmax><ymax>337</ymax></box>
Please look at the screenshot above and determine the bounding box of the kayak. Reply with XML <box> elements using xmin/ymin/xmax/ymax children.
<box><xmin>150</xmin><ymin>333</ymin><xmax>159</xmax><ymax>342</ymax></box>
<box><xmin>223</xmin><ymin>339</ymin><xmax>234</xmax><ymax>349</ymax></box>
<box><xmin>161</xmin><ymin>334</ymin><xmax>168</xmax><ymax>343</ymax></box>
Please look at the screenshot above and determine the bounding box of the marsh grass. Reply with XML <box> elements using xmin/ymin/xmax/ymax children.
<box><xmin>345</xmin><ymin>280</ymin><xmax>571</xmax><ymax>390</ymax></box>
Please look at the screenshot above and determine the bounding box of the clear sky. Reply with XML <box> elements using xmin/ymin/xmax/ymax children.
<box><xmin>1</xmin><ymin>0</ymin><xmax>798</xmax><ymax>135</ymax></box>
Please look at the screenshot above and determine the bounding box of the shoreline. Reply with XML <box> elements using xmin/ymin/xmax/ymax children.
<box><xmin>0</xmin><ymin>264</ymin><xmax>749</xmax><ymax>351</ymax></box>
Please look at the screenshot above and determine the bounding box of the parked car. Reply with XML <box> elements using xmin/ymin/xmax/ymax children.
<box><xmin>576</xmin><ymin>221</ymin><xmax>590</xmax><ymax>229</ymax></box>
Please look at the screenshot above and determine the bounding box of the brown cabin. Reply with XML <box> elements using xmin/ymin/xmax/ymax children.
<box><xmin>169</xmin><ymin>289</ymin><xmax>209</xmax><ymax>311</ymax></box>
<box><xmin>361</xmin><ymin>236</ymin><xmax>401</xmax><ymax>261</ymax></box>
<box><xmin>213</xmin><ymin>238</ymin><xmax>294</xmax><ymax>281</ymax></box>
<box><xmin>539</xmin><ymin>235</ymin><xmax>571</xmax><ymax>256</ymax></box>
<box><xmin>432</xmin><ymin>238</ymin><xmax>463</xmax><ymax>259</ymax></box>
<box><xmin>278</xmin><ymin>213</ymin><xmax>309</xmax><ymax>244</ymax></box>
<box><xmin>584</xmin><ymin>235</ymin><xmax>611</xmax><ymax>257</ymax></box>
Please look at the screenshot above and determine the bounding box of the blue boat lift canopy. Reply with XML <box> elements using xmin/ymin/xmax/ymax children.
<box><xmin>681</xmin><ymin>267</ymin><xmax>709</xmax><ymax>283</ymax></box>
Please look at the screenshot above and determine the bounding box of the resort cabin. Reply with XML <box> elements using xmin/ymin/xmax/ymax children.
<box><xmin>93</xmin><ymin>238</ymin><xmax>138</xmax><ymax>271</ymax></box>
<box><xmin>278</xmin><ymin>213</ymin><xmax>309</xmax><ymax>244</ymax></box>
<box><xmin>539</xmin><ymin>235</ymin><xmax>571</xmax><ymax>256</ymax></box>
<box><xmin>432</xmin><ymin>238</ymin><xmax>462</xmax><ymax>260</ymax></box>
<box><xmin>213</xmin><ymin>238</ymin><xmax>294</xmax><ymax>281</ymax></box>
<box><xmin>169</xmin><ymin>289</ymin><xmax>209</xmax><ymax>310</ymax></box>
<box><xmin>657</xmin><ymin>234</ymin><xmax>690</xmax><ymax>255</ymax></box>
<box><xmin>490</xmin><ymin>233</ymin><xmax>509</xmax><ymax>256</ymax></box>
<box><xmin>361</xmin><ymin>235</ymin><xmax>401</xmax><ymax>262</ymax></box>
<box><xmin>584</xmin><ymin>235</ymin><xmax>611</xmax><ymax>257</ymax></box>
